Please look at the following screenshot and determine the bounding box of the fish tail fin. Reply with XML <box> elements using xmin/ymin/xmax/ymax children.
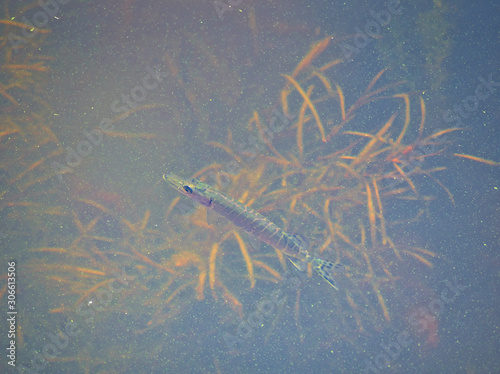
<box><xmin>314</xmin><ymin>259</ymin><xmax>345</xmax><ymax>290</ymax></box>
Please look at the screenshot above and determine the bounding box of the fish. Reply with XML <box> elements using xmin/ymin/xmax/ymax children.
<box><xmin>164</xmin><ymin>173</ymin><xmax>345</xmax><ymax>289</ymax></box>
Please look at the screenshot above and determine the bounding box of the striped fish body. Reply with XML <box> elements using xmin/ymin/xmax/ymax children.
<box><xmin>209</xmin><ymin>187</ymin><xmax>310</xmax><ymax>262</ymax></box>
<box><xmin>164</xmin><ymin>174</ymin><xmax>344</xmax><ymax>289</ymax></box>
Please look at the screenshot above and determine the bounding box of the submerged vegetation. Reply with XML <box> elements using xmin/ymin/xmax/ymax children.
<box><xmin>0</xmin><ymin>1</ymin><xmax>497</xmax><ymax>372</ymax></box>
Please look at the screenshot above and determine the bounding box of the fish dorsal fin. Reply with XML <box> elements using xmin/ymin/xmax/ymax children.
<box><xmin>291</xmin><ymin>233</ymin><xmax>310</xmax><ymax>251</ymax></box>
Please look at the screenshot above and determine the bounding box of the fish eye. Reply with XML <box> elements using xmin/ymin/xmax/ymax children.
<box><xmin>183</xmin><ymin>185</ymin><xmax>193</xmax><ymax>193</ymax></box>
